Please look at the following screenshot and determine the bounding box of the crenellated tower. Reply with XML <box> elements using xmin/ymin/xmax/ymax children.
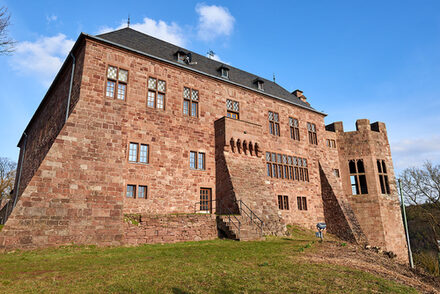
<box><xmin>323</xmin><ymin>119</ymin><xmax>408</xmax><ymax>262</ymax></box>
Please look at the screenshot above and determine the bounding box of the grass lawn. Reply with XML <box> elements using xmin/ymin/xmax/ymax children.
<box><xmin>0</xmin><ymin>227</ymin><xmax>417</xmax><ymax>293</ymax></box>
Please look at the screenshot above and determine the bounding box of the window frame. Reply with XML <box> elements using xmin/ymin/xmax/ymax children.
<box><xmin>221</xmin><ymin>67</ymin><xmax>229</xmax><ymax>79</ymax></box>
<box><xmin>289</xmin><ymin>117</ymin><xmax>300</xmax><ymax>141</ymax></box>
<box><xmin>183</xmin><ymin>87</ymin><xmax>199</xmax><ymax>118</ymax></box>
<box><xmin>128</xmin><ymin>142</ymin><xmax>149</xmax><ymax>164</ymax></box>
<box><xmin>269</xmin><ymin>111</ymin><xmax>280</xmax><ymax>136</ymax></box>
<box><xmin>297</xmin><ymin>196</ymin><xmax>308</xmax><ymax>211</ymax></box>
<box><xmin>226</xmin><ymin>99</ymin><xmax>239</xmax><ymax>120</ymax></box>
<box><xmin>307</xmin><ymin>122</ymin><xmax>318</xmax><ymax>145</ymax></box>
<box><xmin>349</xmin><ymin>159</ymin><xmax>368</xmax><ymax>195</ymax></box>
<box><xmin>147</xmin><ymin>76</ymin><xmax>166</xmax><ymax>110</ymax></box>
<box><xmin>190</xmin><ymin>151</ymin><xmax>206</xmax><ymax>171</ymax></box>
<box><xmin>126</xmin><ymin>184</ymin><xmax>136</xmax><ymax>198</ymax></box>
<box><xmin>265</xmin><ymin>152</ymin><xmax>309</xmax><ymax>182</ymax></box>
<box><xmin>377</xmin><ymin>159</ymin><xmax>391</xmax><ymax>194</ymax></box>
<box><xmin>138</xmin><ymin>185</ymin><xmax>148</xmax><ymax>199</ymax></box>
<box><xmin>106</xmin><ymin>65</ymin><xmax>128</xmax><ymax>101</ymax></box>
<box><xmin>278</xmin><ymin>195</ymin><xmax>289</xmax><ymax>210</ymax></box>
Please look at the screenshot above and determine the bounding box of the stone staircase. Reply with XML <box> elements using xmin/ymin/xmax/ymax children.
<box><xmin>215</xmin><ymin>200</ymin><xmax>265</xmax><ymax>241</ymax></box>
<box><xmin>217</xmin><ymin>214</ymin><xmax>264</xmax><ymax>241</ymax></box>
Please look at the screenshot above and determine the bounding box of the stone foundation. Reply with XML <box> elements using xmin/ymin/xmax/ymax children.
<box><xmin>123</xmin><ymin>214</ymin><xmax>218</xmax><ymax>245</ymax></box>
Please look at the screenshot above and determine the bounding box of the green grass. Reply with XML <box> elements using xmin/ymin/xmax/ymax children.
<box><xmin>0</xmin><ymin>227</ymin><xmax>417</xmax><ymax>293</ymax></box>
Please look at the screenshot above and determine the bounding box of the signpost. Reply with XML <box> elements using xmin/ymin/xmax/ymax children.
<box><xmin>398</xmin><ymin>179</ymin><xmax>414</xmax><ymax>268</ymax></box>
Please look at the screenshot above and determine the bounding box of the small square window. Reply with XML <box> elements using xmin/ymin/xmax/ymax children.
<box><xmin>126</xmin><ymin>185</ymin><xmax>136</xmax><ymax>198</ymax></box>
<box><xmin>138</xmin><ymin>185</ymin><xmax>147</xmax><ymax>199</ymax></box>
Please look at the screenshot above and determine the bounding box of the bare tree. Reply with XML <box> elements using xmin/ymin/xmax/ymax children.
<box><xmin>0</xmin><ymin>157</ymin><xmax>16</xmax><ymax>206</ymax></box>
<box><xmin>401</xmin><ymin>161</ymin><xmax>440</xmax><ymax>250</ymax></box>
<box><xmin>0</xmin><ymin>6</ymin><xmax>15</xmax><ymax>55</ymax></box>
<box><xmin>402</xmin><ymin>161</ymin><xmax>440</xmax><ymax>207</ymax></box>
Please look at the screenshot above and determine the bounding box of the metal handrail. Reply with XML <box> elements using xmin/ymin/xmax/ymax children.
<box><xmin>237</xmin><ymin>200</ymin><xmax>264</xmax><ymax>235</ymax></box>
<box><xmin>193</xmin><ymin>198</ymin><xmax>264</xmax><ymax>238</ymax></box>
<box><xmin>224</xmin><ymin>205</ymin><xmax>241</xmax><ymax>239</ymax></box>
<box><xmin>193</xmin><ymin>199</ymin><xmax>241</xmax><ymax>238</ymax></box>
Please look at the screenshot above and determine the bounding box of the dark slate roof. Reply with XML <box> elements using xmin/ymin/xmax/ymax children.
<box><xmin>94</xmin><ymin>28</ymin><xmax>322</xmax><ymax>114</ymax></box>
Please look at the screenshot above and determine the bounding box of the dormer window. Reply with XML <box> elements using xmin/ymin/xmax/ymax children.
<box><xmin>176</xmin><ymin>50</ymin><xmax>186</xmax><ymax>64</ymax></box>
<box><xmin>219</xmin><ymin>65</ymin><xmax>229</xmax><ymax>79</ymax></box>
<box><xmin>254</xmin><ymin>78</ymin><xmax>264</xmax><ymax>91</ymax></box>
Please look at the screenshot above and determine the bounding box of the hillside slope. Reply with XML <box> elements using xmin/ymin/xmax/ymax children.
<box><xmin>0</xmin><ymin>225</ymin><xmax>437</xmax><ymax>293</ymax></box>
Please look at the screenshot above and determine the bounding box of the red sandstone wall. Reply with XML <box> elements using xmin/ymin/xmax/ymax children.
<box><xmin>335</xmin><ymin>120</ymin><xmax>408</xmax><ymax>262</ymax></box>
<box><xmin>124</xmin><ymin>214</ymin><xmax>217</xmax><ymax>245</ymax></box>
<box><xmin>14</xmin><ymin>41</ymin><xmax>85</xmax><ymax>201</ymax></box>
<box><xmin>0</xmin><ymin>40</ymin><xmax>126</xmax><ymax>250</ymax></box>
<box><xmin>83</xmin><ymin>38</ymin><xmax>328</xmax><ymax>227</ymax></box>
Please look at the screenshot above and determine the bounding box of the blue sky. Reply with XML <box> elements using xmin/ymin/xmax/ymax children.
<box><xmin>1</xmin><ymin>0</ymin><xmax>439</xmax><ymax>175</ymax></box>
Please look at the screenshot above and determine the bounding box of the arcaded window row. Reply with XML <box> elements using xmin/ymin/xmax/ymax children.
<box><xmin>266</xmin><ymin>152</ymin><xmax>309</xmax><ymax>182</ymax></box>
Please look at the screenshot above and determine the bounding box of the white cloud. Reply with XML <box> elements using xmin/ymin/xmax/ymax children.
<box><xmin>206</xmin><ymin>52</ymin><xmax>230</xmax><ymax>65</ymax></box>
<box><xmin>98</xmin><ymin>17</ymin><xmax>186</xmax><ymax>47</ymax></box>
<box><xmin>46</xmin><ymin>14</ymin><xmax>58</xmax><ymax>23</ymax></box>
<box><xmin>391</xmin><ymin>136</ymin><xmax>440</xmax><ymax>173</ymax></box>
<box><xmin>10</xmin><ymin>34</ymin><xmax>74</xmax><ymax>86</ymax></box>
<box><xmin>196</xmin><ymin>4</ymin><xmax>235</xmax><ymax>41</ymax></box>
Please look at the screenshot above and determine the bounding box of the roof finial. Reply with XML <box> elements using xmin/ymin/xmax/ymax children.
<box><xmin>207</xmin><ymin>50</ymin><xmax>215</xmax><ymax>59</ymax></box>
<box><xmin>127</xmin><ymin>15</ymin><xmax>130</xmax><ymax>28</ymax></box>
<box><xmin>273</xmin><ymin>73</ymin><xmax>276</xmax><ymax>83</ymax></box>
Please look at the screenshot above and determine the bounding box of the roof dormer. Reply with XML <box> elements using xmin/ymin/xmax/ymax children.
<box><xmin>218</xmin><ymin>65</ymin><xmax>229</xmax><ymax>79</ymax></box>
<box><xmin>175</xmin><ymin>49</ymin><xmax>187</xmax><ymax>64</ymax></box>
<box><xmin>253</xmin><ymin>78</ymin><xmax>264</xmax><ymax>91</ymax></box>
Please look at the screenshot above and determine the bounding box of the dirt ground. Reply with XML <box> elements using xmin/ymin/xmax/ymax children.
<box><xmin>302</xmin><ymin>240</ymin><xmax>440</xmax><ymax>294</ymax></box>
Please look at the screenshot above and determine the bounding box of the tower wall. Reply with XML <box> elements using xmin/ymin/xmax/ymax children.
<box><xmin>333</xmin><ymin>119</ymin><xmax>408</xmax><ymax>262</ymax></box>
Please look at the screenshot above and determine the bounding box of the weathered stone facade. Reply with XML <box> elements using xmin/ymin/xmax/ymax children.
<box><xmin>0</xmin><ymin>28</ymin><xmax>408</xmax><ymax>263</ymax></box>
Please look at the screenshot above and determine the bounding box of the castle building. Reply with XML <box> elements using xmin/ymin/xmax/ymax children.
<box><xmin>0</xmin><ymin>28</ymin><xmax>408</xmax><ymax>262</ymax></box>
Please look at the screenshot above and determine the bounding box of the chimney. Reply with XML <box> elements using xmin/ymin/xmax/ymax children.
<box><xmin>292</xmin><ymin>89</ymin><xmax>307</xmax><ymax>103</ymax></box>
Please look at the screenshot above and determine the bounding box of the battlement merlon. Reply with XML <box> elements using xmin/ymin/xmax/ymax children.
<box><xmin>325</xmin><ymin>119</ymin><xmax>387</xmax><ymax>134</ymax></box>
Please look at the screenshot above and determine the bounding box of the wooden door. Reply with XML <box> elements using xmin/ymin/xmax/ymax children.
<box><xmin>200</xmin><ymin>188</ymin><xmax>212</xmax><ymax>213</ymax></box>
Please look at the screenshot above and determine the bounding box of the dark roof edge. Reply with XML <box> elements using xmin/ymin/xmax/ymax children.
<box><xmin>17</xmin><ymin>33</ymin><xmax>86</xmax><ymax>147</ymax></box>
<box><xmin>86</xmin><ymin>33</ymin><xmax>327</xmax><ymax>117</ymax></box>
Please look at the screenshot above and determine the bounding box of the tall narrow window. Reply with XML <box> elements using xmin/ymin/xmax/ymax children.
<box><xmin>289</xmin><ymin>117</ymin><xmax>300</xmax><ymax>141</ymax></box>
<box><xmin>183</xmin><ymin>87</ymin><xmax>199</xmax><ymax>117</ymax></box>
<box><xmin>138</xmin><ymin>185</ymin><xmax>147</xmax><ymax>199</ymax></box>
<box><xmin>139</xmin><ymin>144</ymin><xmax>149</xmax><ymax>163</ymax></box>
<box><xmin>126</xmin><ymin>185</ymin><xmax>136</xmax><ymax>198</ymax></box>
<box><xmin>226</xmin><ymin>99</ymin><xmax>239</xmax><ymax>120</ymax></box>
<box><xmin>198</xmin><ymin>152</ymin><xmax>205</xmax><ymax>170</ymax></box>
<box><xmin>283</xmin><ymin>196</ymin><xmax>289</xmax><ymax>210</ymax></box>
<box><xmin>307</xmin><ymin>122</ymin><xmax>318</xmax><ymax>145</ymax></box>
<box><xmin>377</xmin><ymin>160</ymin><xmax>391</xmax><ymax>194</ymax></box>
<box><xmin>128</xmin><ymin>143</ymin><xmax>149</xmax><ymax>164</ymax></box>
<box><xmin>269</xmin><ymin>111</ymin><xmax>280</xmax><ymax>136</ymax></box>
<box><xmin>278</xmin><ymin>195</ymin><xmax>284</xmax><ymax>210</ymax></box>
<box><xmin>297</xmin><ymin>197</ymin><xmax>308</xmax><ymax>210</ymax></box>
<box><xmin>129</xmin><ymin>143</ymin><xmax>138</xmax><ymax>162</ymax></box>
<box><xmin>190</xmin><ymin>151</ymin><xmax>205</xmax><ymax>170</ymax></box>
<box><xmin>266</xmin><ymin>152</ymin><xmax>272</xmax><ymax>177</ymax></box>
<box><xmin>349</xmin><ymin>159</ymin><xmax>368</xmax><ymax>195</ymax></box>
<box><xmin>190</xmin><ymin>151</ymin><xmax>196</xmax><ymax>169</ymax></box>
<box><xmin>106</xmin><ymin>66</ymin><xmax>128</xmax><ymax>100</ymax></box>
<box><xmin>147</xmin><ymin>77</ymin><xmax>166</xmax><ymax>110</ymax></box>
